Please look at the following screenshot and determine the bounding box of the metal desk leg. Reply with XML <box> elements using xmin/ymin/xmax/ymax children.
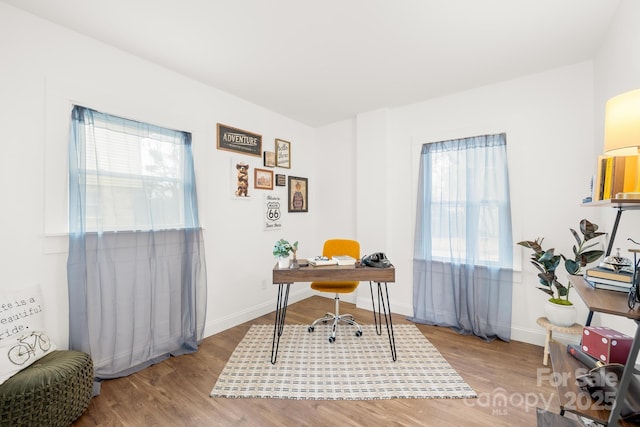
<box><xmin>270</xmin><ymin>283</ymin><xmax>291</xmax><ymax>364</ymax></box>
<box><xmin>369</xmin><ymin>281</ymin><xmax>397</xmax><ymax>361</ymax></box>
<box><xmin>585</xmin><ymin>310</ymin><xmax>594</xmax><ymax>327</ymax></box>
<box><xmin>607</xmin><ymin>319</ymin><xmax>640</xmax><ymax>426</ymax></box>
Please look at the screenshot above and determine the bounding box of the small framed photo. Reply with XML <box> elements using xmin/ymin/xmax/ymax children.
<box><xmin>275</xmin><ymin>138</ymin><xmax>291</xmax><ymax>168</ymax></box>
<box><xmin>254</xmin><ymin>168</ymin><xmax>274</xmax><ymax>190</ymax></box>
<box><xmin>263</xmin><ymin>151</ymin><xmax>275</xmax><ymax>167</ymax></box>
<box><xmin>275</xmin><ymin>174</ymin><xmax>286</xmax><ymax>186</ymax></box>
<box><xmin>288</xmin><ymin>176</ymin><xmax>308</xmax><ymax>212</ymax></box>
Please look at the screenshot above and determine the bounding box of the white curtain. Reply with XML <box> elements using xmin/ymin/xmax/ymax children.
<box><xmin>411</xmin><ymin>133</ymin><xmax>513</xmax><ymax>341</ymax></box>
<box><xmin>67</xmin><ymin>106</ymin><xmax>207</xmax><ymax>389</ymax></box>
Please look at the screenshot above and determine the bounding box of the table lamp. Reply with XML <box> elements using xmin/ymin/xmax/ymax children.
<box><xmin>603</xmin><ymin>88</ymin><xmax>640</xmax><ymax>198</ymax></box>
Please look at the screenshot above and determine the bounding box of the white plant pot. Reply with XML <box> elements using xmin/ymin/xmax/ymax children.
<box><xmin>544</xmin><ymin>300</ymin><xmax>577</xmax><ymax>327</ymax></box>
<box><xmin>278</xmin><ymin>257</ymin><xmax>290</xmax><ymax>269</ymax></box>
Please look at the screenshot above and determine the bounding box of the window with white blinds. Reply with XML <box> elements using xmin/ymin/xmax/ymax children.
<box><xmin>73</xmin><ymin>107</ymin><xmax>192</xmax><ymax>232</ymax></box>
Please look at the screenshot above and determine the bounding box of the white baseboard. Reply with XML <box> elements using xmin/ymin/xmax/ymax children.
<box><xmin>498</xmin><ymin>325</ymin><xmax>581</xmax><ymax>348</ymax></box>
<box><xmin>356</xmin><ymin>295</ymin><xmax>412</xmax><ymax>318</ymax></box>
<box><xmin>203</xmin><ymin>287</ymin><xmax>314</xmax><ymax>337</ymax></box>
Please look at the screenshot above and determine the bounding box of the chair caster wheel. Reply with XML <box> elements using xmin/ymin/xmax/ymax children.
<box><xmin>355</xmin><ymin>330</ymin><xmax>362</xmax><ymax>337</ymax></box>
<box><xmin>328</xmin><ymin>336</ymin><xmax>335</xmax><ymax>343</ymax></box>
<box><xmin>308</xmin><ymin>326</ymin><xmax>314</xmax><ymax>333</ymax></box>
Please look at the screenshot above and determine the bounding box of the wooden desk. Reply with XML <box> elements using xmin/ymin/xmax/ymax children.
<box><xmin>271</xmin><ymin>264</ymin><xmax>396</xmax><ymax>364</ymax></box>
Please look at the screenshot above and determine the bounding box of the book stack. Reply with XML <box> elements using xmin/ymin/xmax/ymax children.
<box><xmin>307</xmin><ymin>257</ymin><xmax>338</xmax><ymax>266</ymax></box>
<box><xmin>584</xmin><ymin>266</ymin><xmax>633</xmax><ymax>292</ymax></box>
<box><xmin>593</xmin><ymin>154</ymin><xmax>640</xmax><ymax>201</ymax></box>
<box><xmin>332</xmin><ymin>255</ymin><xmax>356</xmax><ymax>266</ymax></box>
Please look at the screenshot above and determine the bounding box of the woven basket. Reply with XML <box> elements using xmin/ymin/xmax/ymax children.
<box><xmin>0</xmin><ymin>350</ymin><xmax>93</xmax><ymax>427</ymax></box>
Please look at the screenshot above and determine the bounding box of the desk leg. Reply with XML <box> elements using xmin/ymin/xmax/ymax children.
<box><xmin>369</xmin><ymin>281</ymin><xmax>397</xmax><ymax>361</ymax></box>
<box><xmin>607</xmin><ymin>319</ymin><xmax>640</xmax><ymax>425</ymax></box>
<box><xmin>585</xmin><ymin>310</ymin><xmax>594</xmax><ymax>327</ymax></box>
<box><xmin>270</xmin><ymin>283</ymin><xmax>291</xmax><ymax>364</ymax></box>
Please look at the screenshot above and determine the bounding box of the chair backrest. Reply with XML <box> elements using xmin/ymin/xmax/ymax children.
<box><xmin>311</xmin><ymin>239</ymin><xmax>361</xmax><ymax>292</ymax></box>
<box><xmin>323</xmin><ymin>239</ymin><xmax>360</xmax><ymax>259</ymax></box>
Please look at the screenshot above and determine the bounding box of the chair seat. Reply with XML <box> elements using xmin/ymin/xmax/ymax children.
<box><xmin>310</xmin><ymin>281</ymin><xmax>358</xmax><ymax>293</ymax></box>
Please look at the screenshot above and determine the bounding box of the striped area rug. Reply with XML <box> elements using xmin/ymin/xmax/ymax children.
<box><xmin>210</xmin><ymin>324</ymin><xmax>477</xmax><ymax>400</ymax></box>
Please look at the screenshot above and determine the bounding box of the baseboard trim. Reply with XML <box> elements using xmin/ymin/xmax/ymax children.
<box><xmin>203</xmin><ymin>287</ymin><xmax>314</xmax><ymax>337</ymax></box>
<box><xmin>355</xmin><ymin>295</ymin><xmax>412</xmax><ymax>318</ymax></box>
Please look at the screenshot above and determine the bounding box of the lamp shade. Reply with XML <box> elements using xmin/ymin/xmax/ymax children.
<box><xmin>604</xmin><ymin>88</ymin><xmax>640</xmax><ymax>155</ymax></box>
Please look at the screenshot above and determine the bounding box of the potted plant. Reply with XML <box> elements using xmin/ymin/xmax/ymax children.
<box><xmin>273</xmin><ymin>239</ymin><xmax>298</xmax><ymax>269</ymax></box>
<box><xmin>517</xmin><ymin>219</ymin><xmax>605</xmax><ymax>326</ymax></box>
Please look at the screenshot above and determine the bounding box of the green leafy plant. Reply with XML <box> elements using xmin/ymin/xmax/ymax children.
<box><xmin>517</xmin><ymin>219</ymin><xmax>605</xmax><ymax>305</ymax></box>
<box><xmin>272</xmin><ymin>239</ymin><xmax>298</xmax><ymax>258</ymax></box>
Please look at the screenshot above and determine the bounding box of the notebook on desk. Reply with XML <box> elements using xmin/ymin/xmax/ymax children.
<box><xmin>332</xmin><ymin>255</ymin><xmax>356</xmax><ymax>266</ymax></box>
<box><xmin>306</xmin><ymin>257</ymin><xmax>338</xmax><ymax>266</ymax></box>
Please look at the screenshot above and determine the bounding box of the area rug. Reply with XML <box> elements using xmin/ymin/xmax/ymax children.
<box><xmin>210</xmin><ymin>324</ymin><xmax>477</xmax><ymax>400</ymax></box>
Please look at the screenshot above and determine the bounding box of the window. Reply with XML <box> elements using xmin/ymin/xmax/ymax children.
<box><xmin>70</xmin><ymin>106</ymin><xmax>197</xmax><ymax>232</ymax></box>
<box><xmin>417</xmin><ymin>133</ymin><xmax>512</xmax><ymax>268</ymax></box>
<box><xmin>428</xmin><ymin>149</ymin><xmax>504</xmax><ymax>265</ymax></box>
<box><xmin>411</xmin><ymin>133</ymin><xmax>513</xmax><ymax>341</ymax></box>
<box><xmin>68</xmin><ymin>105</ymin><xmax>206</xmax><ymax>382</ymax></box>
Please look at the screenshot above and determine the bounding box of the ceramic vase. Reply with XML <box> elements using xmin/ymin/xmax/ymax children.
<box><xmin>278</xmin><ymin>257</ymin><xmax>290</xmax><ymax>269</ymax></box>
<box><xmin>544</xmin><ymin>300</ymin><xmax>577</xmax><ymax>327</ymax></box>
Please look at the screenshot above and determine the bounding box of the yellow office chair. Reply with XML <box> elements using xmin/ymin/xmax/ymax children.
<box><xmin>307</xmin><ymin>239</ymin><xmax>362</xmax><ymax>343</ymax></box>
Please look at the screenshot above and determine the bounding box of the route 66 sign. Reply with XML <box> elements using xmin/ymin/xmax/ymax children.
<box><xmin>264</xmin><ymin>194</ymin><xmax>282</xmax><ymax>230</ymax></box>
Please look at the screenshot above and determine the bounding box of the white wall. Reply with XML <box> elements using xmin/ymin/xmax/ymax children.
<box><xmin>0</xmin><ymin>3</ymin><xmax>320</xmax><ymax>348</ymax></box>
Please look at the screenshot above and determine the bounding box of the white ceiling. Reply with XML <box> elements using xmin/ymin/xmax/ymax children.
<box><xmin>3</xmin><ymin>0</ymin><xmax>620</xmax><ymax>127</ymax></box>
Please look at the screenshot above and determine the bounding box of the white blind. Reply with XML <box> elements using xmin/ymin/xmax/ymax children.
<box><xmin>80</xmin><ymin>113</ymin><xmax>188</xmax><ymax>232</ymax></box>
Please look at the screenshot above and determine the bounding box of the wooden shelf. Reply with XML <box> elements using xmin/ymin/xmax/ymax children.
<box><xmin>582</xmin><ymin>199</ymin><xmax>640</xmax><ymax>208</ymax></box>
<box><xmin>569</xmin><ymin>276</ymin><xmax>640</xmax><ymax>321</ymax></box>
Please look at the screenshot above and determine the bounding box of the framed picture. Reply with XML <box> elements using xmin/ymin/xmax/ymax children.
<box><xmin>263</xmin><ymin>194</ymin><xmax>282</xmax><ymax>231</ymax></box>
<box><xmin>263</xmin><ymin>151</ymin><xmax>276</xmax><ymax>167</ymax></box>
<box><xmin>275</xmin><ymin>138</ymin><xmax>291</xmax><ymax>168</ymax></box>
<box><xmin>254</xmin><ymin>168</ymin><xmax>274</xmax><ymax>190</ymax></box>
<box><xmin>231</xmin><ymin>158</ymin><xmax>251</xmax><ymax>199</ymax></box>
<box><xmin>217</xmin><ymin>123</ymin><xmax>262</xmax><ymax>157</ymax></box>
<box><xmin>288</xmin><ymin>176</ymin><xmax>308</xmax><ymax>212</ymax></box>
<box><xmin>275</xmin><ymin>174</ymin><xmax>286</xmax><ymax>186</ymax></box>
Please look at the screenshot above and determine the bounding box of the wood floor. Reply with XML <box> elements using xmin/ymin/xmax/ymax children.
<box><xmin>71</xmin><ymin>296</ymin><xmax>564</xmax><ymax>427</ymax></box>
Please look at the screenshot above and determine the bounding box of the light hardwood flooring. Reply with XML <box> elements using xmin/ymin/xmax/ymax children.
<box><xmin>71</xmin><ymin>296</ymin><xmax>564</xmax><ymax>427</ymax></box>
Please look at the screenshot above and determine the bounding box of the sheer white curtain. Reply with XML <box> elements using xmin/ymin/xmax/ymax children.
<box><xmin>411</xmin><ymin>133</ymin><xmax>513</xmax><ymax>341</ymax></box>
<box><xmin>67</xmin><ymin>106</ymin><xmax>207</xmax><ymax>390</ymax></box>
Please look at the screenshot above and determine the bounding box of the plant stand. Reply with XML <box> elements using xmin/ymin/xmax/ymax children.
<box><xmin>536</xmin><ymin>316</ymin><xmax>583</xmax><ymax>366</ymax></box>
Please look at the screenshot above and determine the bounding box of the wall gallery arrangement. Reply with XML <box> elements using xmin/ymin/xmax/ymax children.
<box><xmin>216</xmin><ymin>123</ymin><xmax>308</xmax><ymax>226</ymax></box>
